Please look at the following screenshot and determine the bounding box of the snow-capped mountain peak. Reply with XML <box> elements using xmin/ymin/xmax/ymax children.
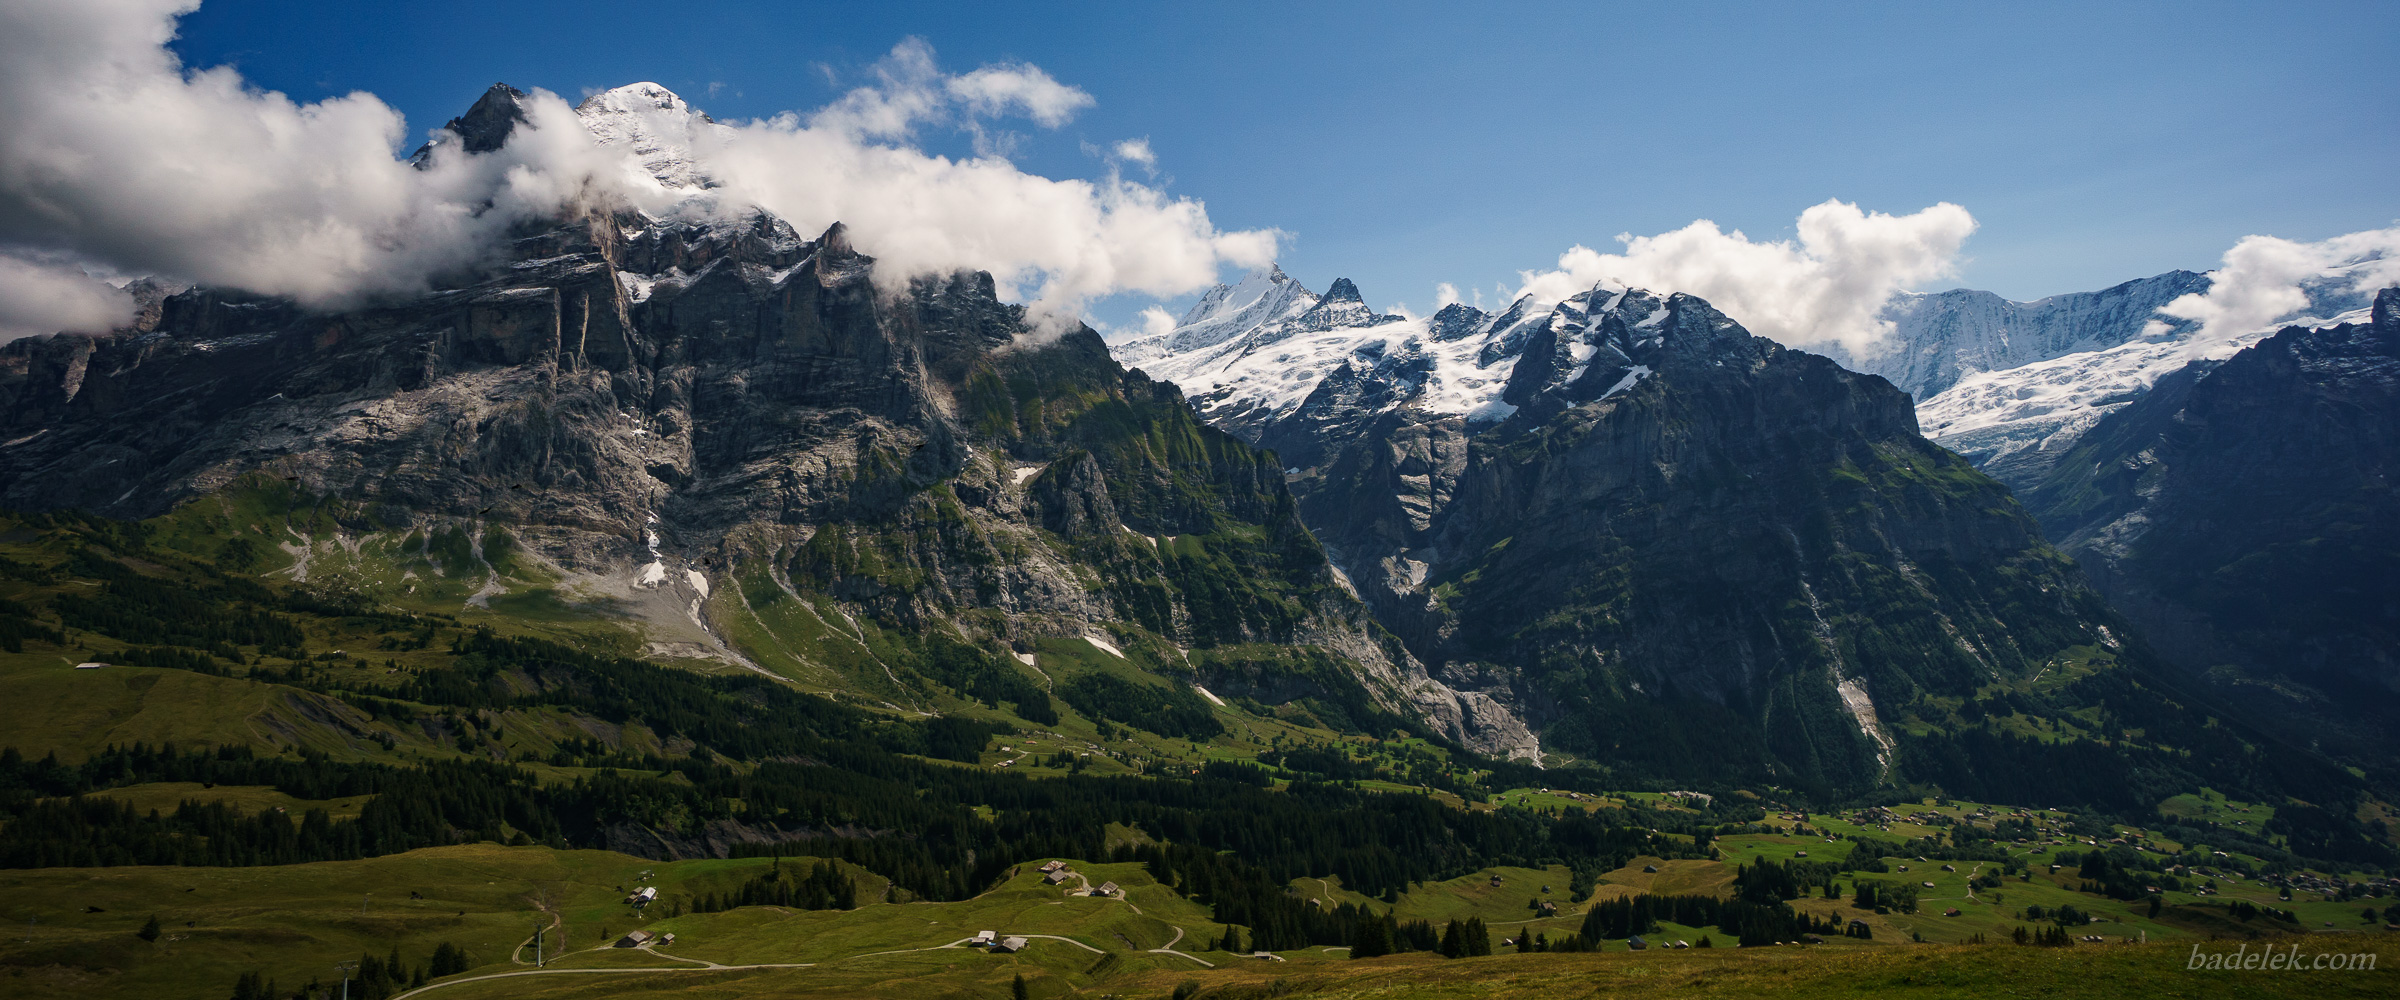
<box><xmin>1284</xmin><ymin>277</ymin><xmax>1402</xmax><ymax>335</ymax></box>
<box><xmin>1116</xmin><ymin>268</ymin><xmax>1714</xmax><ymax>446</ymax></box>
<box><xmin>1142</xmin><ymin>264</ymin><xmax>1321</xmax><ymax>358</ymax></box>
<box><xmin>575</xmin><ymin>82</ymin><xmax>734</xmax><ymax>190</ymax></box>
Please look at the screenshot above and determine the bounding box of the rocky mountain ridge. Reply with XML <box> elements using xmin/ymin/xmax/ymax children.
<box><xmin>0</xmin><ymin>83</ymin><xmax>1538</xmax><ymax>759</ymax></box>
<box><xmin>1118</xmin><ymin>269</ymin><xmax>2147</xmax><ymax>793</ymax></box>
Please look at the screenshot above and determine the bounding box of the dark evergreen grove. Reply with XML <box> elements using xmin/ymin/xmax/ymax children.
<box><xmin>1579</xmin><ymin>892</ymin><xmax>1846</xmax><ymax>948</ymax></box>
<box><xmin>0</xmin><ymin>735</ymin><xmax>1734</xmax><ymax>919</ymax></box>
<box><xmin>687</xmin><ymin>858</ymin><xmax>858</xmax><ymax>913</ymax></box>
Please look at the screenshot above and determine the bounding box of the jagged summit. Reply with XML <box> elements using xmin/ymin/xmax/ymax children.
<box><xmin>404</xmin><ymin>79</ymin><xmax>726</xmax><ymax>189</ymax></box>
<box><xmin>408</xmin><ymin>82</ymin><xmax>528</xmax><ymax>164</ymax></box>
<box><xmin>816</xmin><ymin>220</ymin><xmax>855</xmax><ymax>257</ymax></box>
<box><xmin>1118</xmin><ymin>270</ymin><xmax>1710</xmax><ymax>443</ymax></box>
<box><xmin>445</xmin><ymin>83</ymin><xmax>531</xmax><ymax>154</ymax></box>
<box><xmin>1427</xmin><ymin>302</ymin><xmax>1488</xmax><ymax>342</ymax></box>
<box><xmin>1115</xmin><ymin>263</ymin><xmax>1319</xmax><ymax>363</ymax></box>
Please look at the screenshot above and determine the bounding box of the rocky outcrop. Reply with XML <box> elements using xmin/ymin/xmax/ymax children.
<box><xmin>2024</xmin><ymin>287</ymin><xmax>2400</xmax><ymax>769</ymax></box>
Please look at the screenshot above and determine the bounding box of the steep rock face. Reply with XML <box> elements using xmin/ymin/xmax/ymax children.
<box><xmin>2024</xmin><ymin>288</ymin><xmax>2400</xmax><ymax>768</ymax></box>
<box><xmin>1309</xmin><ymin>296</ymin><xmax>2111</xmax><ymax>792</ymax></box>
<box><xmin>1120</xmin><ymin>274</ymin><xmax>2123</xmax><ymax>792</ymax></box>
<box><xmin>0</xmin><ymin>85</ymin><xmax>1536</xmax><ymax>758</ymax></box>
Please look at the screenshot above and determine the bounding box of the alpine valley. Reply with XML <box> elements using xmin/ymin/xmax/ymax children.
<box><xmin>0</xmin><ymin>81</ymin><xmax>2390</xmax><ymax>1000</ymax></box>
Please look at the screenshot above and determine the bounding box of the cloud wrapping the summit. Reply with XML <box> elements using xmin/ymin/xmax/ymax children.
<box><xmin>2148</xmin><ymin>226</ymin><xmax>2400</xmax><ymax>340</ymax></box>
<box><xmin>1509</xmin><ymin>200</ymin><xmax>1978</xmax><ymax>356</ymax></box>
<box><xmin>0</xmin><ymin>5</ymin><xmax>1273</xmax><ymax>341</ymax></box>
<box><xmin>0</xmin><ymin>256</ymin><xmax>136</xmax><ymax>340</ymax></box>
<box><xmin>709</xmin><ymin>40</ymin><xmax>1275</xmax><ymax>329</ymax></box>
<box><xmin>0</xmin><ymin>0</ymin><xmax>679</xmax><ymax>336</ymax></box>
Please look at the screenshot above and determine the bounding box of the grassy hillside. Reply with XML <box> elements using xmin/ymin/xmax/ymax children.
<box><xmin>3</xmin><ymin>840</ymin><xmax>2392</xmax><ymax>1000</ymax></box>
<box><xmin>0</xmin><ymin>492</ymin><xmax>2392</xmax><ymax>1000</ymax></box>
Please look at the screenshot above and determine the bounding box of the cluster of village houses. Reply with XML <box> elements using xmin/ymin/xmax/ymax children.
<box><xmin>571</xmin><ymin>809</ymin><xmax>2394</xmax><ymax>961</ymax></box>
<box><xmin>1039</xmin><ymin>859</ymin><xmax>1121</xmax><ymax>897</ymax></box>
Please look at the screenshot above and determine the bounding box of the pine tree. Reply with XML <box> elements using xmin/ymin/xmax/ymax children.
<box><xmin>429</xmin><ymin>942</ymin><xmax>467</xmax><ymax>977</ymax></box>
<box><xmin>1464</xmin><ymin>917</ymin><xmax>1491</xmax><ymax>956</ymax></box>
<box><xmin>356</xmin><ymin>952</ymin><xmax>386</xmax><ymax>1000</ymax></box>
<box><xmin>1350</xmin><ymin>910</ymin><xmax>1392</xmax><ymax>958</ymax></box>
<box><xmin>1012</xmin><ymin>973</ymin><xmax>1030</xmax><ymax>1000</ymax></box>
<box><xmin>138</xmin><ymin>914</ymin><xmax>161</xmax><ymax>942</ymax></box>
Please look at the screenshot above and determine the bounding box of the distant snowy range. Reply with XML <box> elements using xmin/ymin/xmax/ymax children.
<box><xmin>1113</xmin><ymin>256</ymin><xmax>2387</xmax><ymax>492</ymax></box>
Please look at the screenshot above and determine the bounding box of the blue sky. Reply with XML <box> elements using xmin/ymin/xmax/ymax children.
<box><xmin>159</xmin><ymin>0</ymin><xmax>2400</xmax><ymax>325</ymax></box>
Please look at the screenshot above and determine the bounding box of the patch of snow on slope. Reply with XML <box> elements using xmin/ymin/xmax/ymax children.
<box><xmin>617</xmin><ymin>270</ymin><xmax>662</xmax><ymax>304</ymax></box>
<box><xmin>1922</xmin><ymin>331</ymin><xmax>2266</xmax><ymax>443</ymax></box>
<box><xmin>1600</xmin><ymin>365</ymin><xmax>1652</xmax><ymax>399</ymax></box>
<box><xmin>636</xmin><ymin>517</ymin><xmax>668</xmax><ymax>586</ymax></box>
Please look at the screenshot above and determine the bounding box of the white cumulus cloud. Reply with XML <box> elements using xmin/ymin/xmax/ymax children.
<box><xmin>0</xmin><ymin>7</ymin><xmax>1273</xmax><ymax>342</ymax></box>
<box><xmin>1509</xmin><ymin>199</ymin><xmax>1978</xmax><ymax>356</ymax></box>
<box><xmin>1135</xmin><ymin>305</ymin><xmax>1178</xmax><ymax>338</ymax></box>
<box><xmin>700</xmin><ymin>41</ymin><xmax>1275</xmax><ymax>332</ymax></box>
<box><xmin>0</xmin><ymin>255</ymin><xmax>136</xmax><ymax>340</ymax></box>
<box><xmin>2148</xmin><ymin>226</ymin><xmax>2400</xmax><ymax>340</ymax></box>
<box><xmin>1112</xmin><ymin>139</ymin><xmax>1156</xmax><ymax>167</ymax></box>
<box><xmin>948</xmin><ymin>61</ymin><xmax>1094</xmax><ymax>128</ymax></box>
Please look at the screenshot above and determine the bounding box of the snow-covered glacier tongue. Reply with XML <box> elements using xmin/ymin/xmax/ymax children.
<box><xmin>1831</xmin><ymin>263</ymin><xmax>2383</xmax><ymax>491</ymax></box>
